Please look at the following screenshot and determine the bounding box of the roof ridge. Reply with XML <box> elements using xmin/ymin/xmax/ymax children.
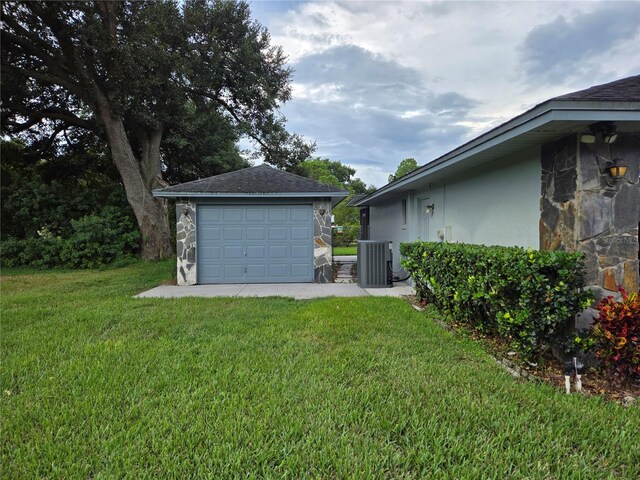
<box><xmin>153</xmin><ymin>162</ymin><xmax>350</xmax><ymax>196</ymax></box>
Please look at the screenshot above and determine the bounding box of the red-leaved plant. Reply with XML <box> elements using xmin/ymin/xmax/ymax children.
<box><xmin>592</xmin><ymin>287</ymin><xmax>640</xmax><ymax>382</ymax></box>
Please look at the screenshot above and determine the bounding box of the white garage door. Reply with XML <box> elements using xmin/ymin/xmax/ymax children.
<box><xmin>197</xmin><ymin>205</ymin><xmax>314</xmax><ymax>284</ymax></box>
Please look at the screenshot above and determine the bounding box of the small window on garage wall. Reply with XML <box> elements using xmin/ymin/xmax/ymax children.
<box><xmin>402</xmin><ymin>199</ymin><xmax>407</xmax><ymax>225</ymax></box>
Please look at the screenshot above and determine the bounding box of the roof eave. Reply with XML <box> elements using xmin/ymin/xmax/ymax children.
<box><xmin>354</xmin><ymin>100</ymin><xmax>640</xmax><ymax>206</ymax></box>
<box><xmin>152</xmin><ymin>190</ymin><xmax>350</xmax><ymax>207</ymax></box>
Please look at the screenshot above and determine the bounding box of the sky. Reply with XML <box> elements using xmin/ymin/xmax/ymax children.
<box><xmin>246</xmin><ymin>0</ymin><xmax>640</xmax><ymax>187</ymax></box>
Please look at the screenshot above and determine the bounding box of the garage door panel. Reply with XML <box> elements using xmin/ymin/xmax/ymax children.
<box><xmin>291</xmin><ymin>226</ymin><xmax>311</xmax><ymax>240</ymax></box>
<box><xmin>198</xmin><ymin>205</ymin><xmax>313</xmax><ymax>284</ymax></box>
<box><xmin>200</xmin><ymin>226</ymin><xmax>222</xmax><ymax>241</ymax></box>
<box><xmin>247</xmin><ymin>226</ymin><xmax>266</xmax><ymax>240</ymax></box>
<box><xmin>291</xmin><ymin>245</ymin><xmax>310</xmax><ymax>258</ymax></box>
<box><xmin>223</xmin><ymin>208</ymin><xmax>244</xmax><ymax>222</ymax></box>
<box><xmin>200</xmin><ymin>245</ymin><xmax>221</xmax><ymax>260</ymax></box>
<box><xmin>268</xmin><ymin>208</ymin><xmax>288</xmax><ymax>222</ymax></box>
<box><xmin>246</xmin><ymin>264</ymin><xmax>266</xmax><ymax>277</ymax></box>
<box><xmin>223</xmin><ymin>265</ymin><xmax>245</xmax><ymax>281</ymax></box>
<box><xmin>269</xmin><ymin>227</ymin><xmax>288</xmax><ymax>240</ymax></box>
<box><xmin>224</xmin><ymin>246</ymin><xmax>243</xmax><ymax>259</ymax></box>
<box><xmin>269</xmin><ymin>264</ymin><xmax>288</xmax><ymax>277</ymax></box>
<box><xmin>246</xmin><ymin>245</ymin><xmax>265</xmax><ymax>258</ymax></box>
<box><xmin>202</xmin><ymin>264</ymin><xmax>222</xmax><ymax>279</ymax></box>
<box><xmin>290</xmin><ymin>208</ymin><xmax>311</xmax><ymax>221</ymax></box>
<box><xmin>269</xmin><ymin>245</ymin><xmax>288</xmax><ymax>258</ymax></box>
<box><xmin>246</xmin><ymin>208</ymin><xmax>266</xmax><ymax>222</ymax></box>
<box><xmin>224</xmin><ymin>226</ymin><xmax>243</xmax><ymax>240</ymax></box>
<box><xmin>291</xmin><ymin>263</ymin><xmax>312</xmax><ymax>277</ymax></box>
<box><xmin>201</xmin><ymin>207</ymin><xmax>222</xmax><ymax>223</ymax></box>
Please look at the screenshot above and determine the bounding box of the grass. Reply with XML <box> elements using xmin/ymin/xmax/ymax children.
<box><xmin>2</xmin><ymin>261</ymin><xmax>639</xmax><ymax>478</ymax></box>
<box><xmin>333</xmin><ymin>245</ymin><xmax>357</xmax><ymax>255</ymax></box>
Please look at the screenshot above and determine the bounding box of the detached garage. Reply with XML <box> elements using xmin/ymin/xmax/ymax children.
<box><xmin>153</xmin><ymin>165</ymin><xmax>349</xmax><ymax>285</ymax></box>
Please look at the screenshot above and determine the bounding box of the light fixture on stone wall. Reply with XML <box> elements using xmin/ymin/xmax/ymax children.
<box><xmin>601</xmin><ymin>124</ymin><xmax>618</xmax><ymax>144</ymax></box>
<box><xmin>318</xmin><ymin>208</ymin><xmax>326</xmax><ymax>216</ymax></box>
<box><xmin>579</xmin><ymin>133</ymin><xmax>596</xmax><ymax>144</ymax></box>
<box><xmin>425</xmin><ymin>203</ymin><xmax>434</xmax><ymax>215</ymax></box>
<box><xmin>606</xmin><ymin>157</ymin><xmax>628</xmax><ymax>180</ymax></box>
<box><xmin>581</xmin><ymin>122</ymin><xmax>618</xmax><ymax>144</ymax></box>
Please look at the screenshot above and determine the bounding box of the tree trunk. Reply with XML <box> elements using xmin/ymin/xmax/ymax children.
<box><xmin>96</xmin><ymin>105</ymin><xmax>173</xmax><ymax>260</ymax></box>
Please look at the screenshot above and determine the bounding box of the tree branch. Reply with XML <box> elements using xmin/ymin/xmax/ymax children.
<box><xmin>6</xmin><ymin>106</ymin><xmax>95</xmax><ymax>132</ymax></box>
<box><xmin>179</xmin><ymin>82</ymin><xmax>272</xmax><ymax>152</ymax></box>
<box><xmin>1</xmin><ymin>63</ymin><xmax>85</xmax><ymax>100</ymax></box>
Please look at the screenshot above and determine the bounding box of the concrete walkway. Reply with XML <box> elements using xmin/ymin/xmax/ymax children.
<box><xmin>136</xmin><ymin>281</ymin><xmax>413</xmax><ymax>300</ymax></box>
<box><xmin>333</xmin><ymin>255</ymin><xmax>357</xmax><ymax>262</ymax></box>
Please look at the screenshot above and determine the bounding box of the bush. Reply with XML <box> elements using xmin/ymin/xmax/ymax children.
<box><xmin>61</xmin><ymin>207</ymin><xmax>140</xmax><ymax>268</ymax></box>
<box><xmin>591</xmin><ymin>288</ymin><xmax>640</xmax><ymax>381</ymax></box>
<box><xmin>400</xmin><ymin>241</ymin><xmax>592</xmax><ymax>357</ymax></box>
<box><xmin>0</xmin><ymin>234</ymin><xmax>65</xmax><ymax>268</ymax></box>
<box><xmin>332</xmin><ymin>225</ymin><xmax>359</xmax><ymax>247</ymax></box>
<box><xmin>0</xmin><ymin>207</ymin><xmax>140</xmax><ymax>269</ymax></box>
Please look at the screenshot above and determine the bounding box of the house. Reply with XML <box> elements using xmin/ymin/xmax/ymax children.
<box><xmin>353</xmin><ymin>75</ymin><xmax>640</xmax><ymax>297</ymax></box>
<box><xmin>153</xmin><ymin>164</ymin><xmax>349</xmax><ymax>285</ymax></box>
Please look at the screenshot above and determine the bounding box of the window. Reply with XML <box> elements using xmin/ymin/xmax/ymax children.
<box><xmin>402</xmin><ymin>199</ymin><xmax>407</xmax><ymax>225</ymax></box>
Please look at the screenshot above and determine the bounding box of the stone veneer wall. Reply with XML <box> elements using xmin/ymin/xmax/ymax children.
<box><xmin>540</xmin><ymin>133</ymin><xmax>640</xmax><ymax>299</ymax></box>
<box><xmin>174</xmin><ymin>200</ymin><xmax>332</xmax><ymax>285</ymax></box>
<box><xmin>313</xmin><ymin>200</ymin><xmax>333</xmax><ymax>283</ymax></box>
<box><xmin>175</xmin><ymin>200</ymin><xmax>197</xmax><ymax>286</ymax></box>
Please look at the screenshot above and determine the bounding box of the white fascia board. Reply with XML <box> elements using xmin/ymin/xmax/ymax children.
<box><xmin>153</xmin><ymin>191</ymin><xmax>349</xmax><ymax>198</ymax></box>
<box><xmin>355</xmin><ymin>102</ymin><xmax>640</xmax><ymax>206</ymax></box>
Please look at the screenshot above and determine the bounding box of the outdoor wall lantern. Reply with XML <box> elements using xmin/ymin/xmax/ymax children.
<box><xmin>425</xmin><ymin>203</ymin><xmax>435</xmax><ymax>216</ymax></box>
<box><xmin>318</xmin><ymin>208</ymin><xmax>326</xmax><ymax>216</ymax></box>
<box><xmin>606</xmin><ymin>157</ymin><xmax>628</xmax><ymax>180</ymax></box>
<box><xmin>580</xmin><ymin>121</ymin><xmax>618</xmax><ymax>144</ymax></box>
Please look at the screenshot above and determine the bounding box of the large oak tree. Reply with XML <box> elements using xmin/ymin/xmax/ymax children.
<box><xmin>1</xmin><ymin>0</ymin><xmax>313</xmax><ymax>259</ymax></box>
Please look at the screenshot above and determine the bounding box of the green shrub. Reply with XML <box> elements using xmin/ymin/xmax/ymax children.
<box><xmin>591</xmin><ymin>288</ymin><xmax>640</xmax><ymax>381</ymax></box>
<box><xmin>332</xmin><ymin>225</ymin><xmax>359</xmax><ymax>247</ymax></box>
<box><xmin>400</xmin><ymin>241</ymin><xmax>592</xmax><ymax>357</ymax></box>
<box><xmin>0</xmin><ymin>207</ymin><xmax>139</xmax><ymax>269</ymax></box>
<box><xmin>0</xmin><ymin>234</ymin><xmax>65</xmax><ymax>268</ymax></box>
<box><xmin>61</xmin><ymin>207</ymin><xmax>140</xmax><ymax>268</ymax></box>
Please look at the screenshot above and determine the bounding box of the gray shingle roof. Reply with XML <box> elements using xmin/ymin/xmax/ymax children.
<box><xmin>553</xmin><ymin>74</ymin><xmax>640</xmax><ymax>102</ymax></box>
<box><xmin>344</xmin><ymin>194</ymin><xmax>367</xmax><ymax>207</ymax></box>
<box><xmin>154</xmin><ymin>164</ymin><xmax>347</xmax><ymax>195</ymax></box>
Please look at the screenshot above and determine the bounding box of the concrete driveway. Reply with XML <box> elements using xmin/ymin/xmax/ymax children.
<box><xmin>136</xmin><ymin>282</ymin><xmax>413</xmax><ymax>300</ymax></box>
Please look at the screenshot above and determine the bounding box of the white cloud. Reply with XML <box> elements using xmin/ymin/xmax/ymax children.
<box><xmin>249</xmin><ymin>0</ymin><xmax>640</xmax><ymax>186</ymax></box>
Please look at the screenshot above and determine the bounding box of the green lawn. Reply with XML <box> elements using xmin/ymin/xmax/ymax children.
<box><xmin>2</xmin><ymin>262</ymin><xmax>638</xmax><ymax>478</ymax></box>
<box><xmin>333</xmin><ymin>246</ymin><xmax>357</xmax><ymax>256</ymax></box>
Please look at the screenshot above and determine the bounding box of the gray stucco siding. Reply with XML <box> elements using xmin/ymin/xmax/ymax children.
<box><xmin>411</xmin><ymin>148</ymin><xmax>540</xmax><ymax>248</ymax></box>
<box><xmin>368</xmin><ymin>198</ymin><xmax>409</xmax><ymax>273</ymax></box>
<box><xmin>368</xmin><ymin>147</ymin><xmax>541</xmax><ymax>274</ymax></box>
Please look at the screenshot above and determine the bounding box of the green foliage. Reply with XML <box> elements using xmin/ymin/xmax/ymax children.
<box><xmin>294</xmin><ymin>157</ymin><xmax>375</xmax><ymax>233</ymax></box>
<box><xmin>161</xmin><ymin>105</ymin><xmax>249</xmax><ymax>185</ymax></box>
<box><xmin>1</xmin><ymin>138</ymin><xmax>132</xmax><ymax>240</ymax></box>
<box><xmin>400</xmin><ymin>241</ymin><xmax>592</xmax><ymax>357</ymax></box>
<box><xmin>332</xmin><ymin>225</ymin><xmax>359</xmax><ymax>247</ymax></box>
<box><xmin>1</xmin><ymin>207</ymin><xmax>140</xmax><ymax>269</ymax></box>
<box><xmin>2</xmin><ymin>1</ymin><xmax>313</xmax><ymax>170</ymax></box>
<box><xmin>62</xmin><ymin>208</ymin><xmax>141</xmax><ymax>268</ymax></box>
<box><xmin>2</xmin><ymin>0</ymin><xmax>314</xmax><ymax>258</ymax></box>
<box><xmin>389</xmin><ymin>157</ymin><xmax>419</xmax><ymax>182</ymax></box>
<box><xmin>295</xmin><ymin>157</ymin><xmax>354</xmax><ymax>188</ymax></box>
<box><xmin>2</xmin><ymin>265</ymin><xmax>638</xmax><ymax>478</ymax></box>
<box><xmin>591</xmin><ymin>288</ymin><xmax>640</xmax><ymax>381</ymax></box>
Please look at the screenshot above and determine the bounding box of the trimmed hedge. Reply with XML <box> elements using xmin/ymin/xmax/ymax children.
<box><xmin>0</xmin><ymin>207</ymin><xmax>140</xmax><ymax>269</ymax></box>
<box><xmin>400</xmin><ymin>241</ymin><xmax>592</xmax><ymax>357</ymax></box>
